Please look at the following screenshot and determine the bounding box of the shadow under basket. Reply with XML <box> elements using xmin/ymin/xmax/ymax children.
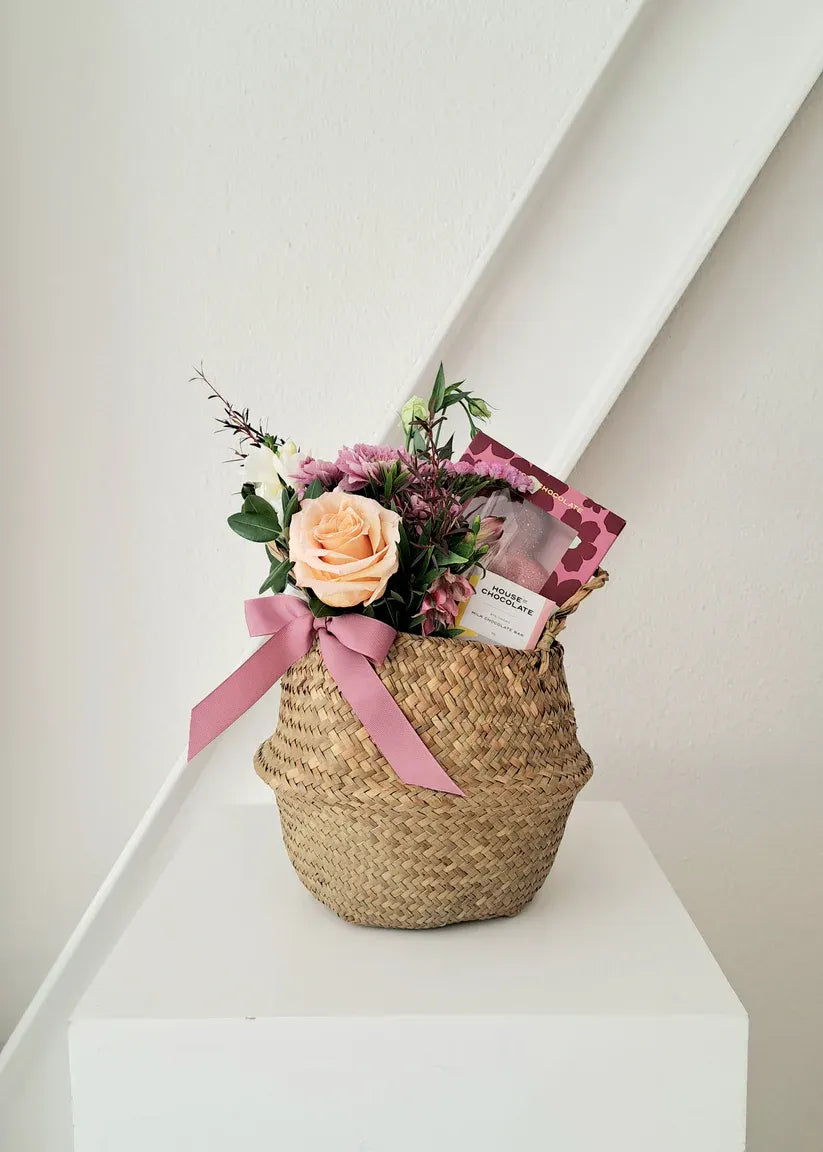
<box><xmin>254</xmin><ymin>570</ymin><xmax>607</xmax><ymax>929</ymax></box>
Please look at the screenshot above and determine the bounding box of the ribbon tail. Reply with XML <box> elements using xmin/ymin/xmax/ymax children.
<box><xmin>319</xmin><ymin>631</ymin><xmax>464</xmax><ymax>797</ymax></box>
<box><xmin>188</xmin><ymin>631</ymin><xmax>304</xmax><ymax>761</ymax></box>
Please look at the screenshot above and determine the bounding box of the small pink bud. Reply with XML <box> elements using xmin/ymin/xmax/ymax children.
<box><xmin>476</xmin><ymin>515</ymin><xmax>505</xmax><ymax>547</ymax></box>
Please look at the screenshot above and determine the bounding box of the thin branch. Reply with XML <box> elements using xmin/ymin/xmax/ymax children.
<box><xmin>191</xmin><ymin>363</ymin><xmax>282</xmax><ymax>458</ymax></box>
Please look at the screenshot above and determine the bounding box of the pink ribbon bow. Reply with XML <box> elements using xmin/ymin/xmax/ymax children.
<box><xmin>188</xmin><ymin>594</ymin><xmax>463</xmax><ymax>796</ymax></box>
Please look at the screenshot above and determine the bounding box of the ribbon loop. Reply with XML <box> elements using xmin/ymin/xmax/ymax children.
<box><xmin>188</xmin><ymin>595</ymin><xmax>463</xmax><ymax>797</ymax></box>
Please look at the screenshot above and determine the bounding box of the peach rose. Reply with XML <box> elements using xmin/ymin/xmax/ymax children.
<box><xmin>289</xmin><ymin>490</ymin><xmax>401</xmax><ymax>608</ymax></box>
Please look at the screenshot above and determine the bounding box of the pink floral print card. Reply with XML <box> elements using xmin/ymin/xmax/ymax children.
<box><xmin>455</xmin><ymin>434</ymin><xmax>626</xmax><ymax>649</ymax></box>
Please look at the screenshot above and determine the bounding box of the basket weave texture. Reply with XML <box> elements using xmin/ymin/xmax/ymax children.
<box><xmin>254</xmin><ymin>572</ymin><xmax>605</xmax><ymax>930</ymax></box>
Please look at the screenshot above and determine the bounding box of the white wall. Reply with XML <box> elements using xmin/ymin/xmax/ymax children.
<box><xmin>0</xmin><ymin>0</ymin><xmax>636</xmax><ymax>1040</ymax></box>
<box><xmin>567</xmin><ymin>78</ymin><xmax>823</xmax><ymax>1152</ymax></box>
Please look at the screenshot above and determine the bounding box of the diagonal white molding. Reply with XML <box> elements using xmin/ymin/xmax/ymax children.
<box><xmin>3</xmin><ymin>0</ymin><xmax>823</xmax><ymax>1143</ymax></box>
<box><xmin>376</xmin><ymin>0</ymin><xmax>823</xmax><ymax>481</ymax></box>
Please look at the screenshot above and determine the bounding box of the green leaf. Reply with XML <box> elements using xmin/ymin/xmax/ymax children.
<box><xmin>450</xmin><ymin>537</ymin><xmax>475</xmax><ymax>559</ymax></box>
<box><xmin>397</xmin><ymin>522</ymin><xmax>412</xmax><ymax>568</ymax></box>
<box><xmin>281</xmin><ymin>489</ymin><xmax>299</xmax><ymax>532</ymax></box>
<box><xmin>437</xmin><ymin>550</ymin><xmax>472</xmax><ymax>567</ymax></box>
<box><xmin>227</xmin><ymin>512</ymin><xmax>279</xmax><ymax>543</ymax></box>
<box><xmin>227</xmin><ymin>491</ymin><xmax>282</xmax><ymax>543</ymax></box>
<box><xmin>302</xmin><ymin>479</ymin><xmax>323</xmax><ymax>501</ymax></box>
<box><xmin>429</xmin><ymin>363</ymin><xmax>446</xmax><ymax>416</ymax></box>
<box><xmin>258</xmin><ymin>559</ymin><xmax>293</xmax><ymax>595</ymax></box>
<box><xmin>416</xmin><ymin>545</ymin><xmax>434</xmax><ymax>573</ymax></box>
<box><xmin>306</xmin><ymin>592</ymin><xmax>343</xmax><ymax>618</ymax></box>
<box><xmin>437</xmin><ymin>434</ymin><xmax>454</xmax><ymax>460</ymax></box>
<box><xmin>242</xmin><ymin>493</ymin><xmax>281</xmax><ymax>529</ymax></box>
<box><xmin>242</xmin><ymin>492</ymin><xmax>275</xmax><ymax>514</ymax></box>
<box><xmin>382</xmin><ymin>463</ymin><xmax>395</xmax><ymax>503</ymax></box>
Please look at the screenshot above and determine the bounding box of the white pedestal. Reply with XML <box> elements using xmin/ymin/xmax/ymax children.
<box><xmin>69</xmin><ymin>803</ymin><xmax>747</xmax><ymax>1151</ymax></box>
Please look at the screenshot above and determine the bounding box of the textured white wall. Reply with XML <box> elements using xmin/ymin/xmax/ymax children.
<box><xmin>6</xmin><ymin>5</ymin><xmax>821</xmax><ymax>1145</ymax></box>
<box><xmin>0</xmin><ymin>0</ymin><xmax>636</xmax><ymax>1038</ymax></box>
<box><xmin>568</xmin><ymin>78</ymin><xmax>823</xmax><ymax>1152</ymax></box>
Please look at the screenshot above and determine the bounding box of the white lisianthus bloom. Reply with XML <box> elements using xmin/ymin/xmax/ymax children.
<box><xmin>243</xmin><ymin>445</ymin><xmax>283</xmax><ymax>504</ymax></box>
<box><xmin>272</xmin><ymin>440</ymin><xmax>306</xmax><ymax>485</ymax></box>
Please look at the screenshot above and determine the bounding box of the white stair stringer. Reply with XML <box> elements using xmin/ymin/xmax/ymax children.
<box><xmin>377</xmin><ymin>0</ymin><xmax>823</xmax><ymax>479</ymax></box>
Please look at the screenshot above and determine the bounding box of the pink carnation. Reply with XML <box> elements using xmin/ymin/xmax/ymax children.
<box><xmin>447</xmin><ymin>458</ymin><xmax>536</xmax><ymax>494</ymax></box>
<box><xmin>419</xmin><ymin>571</ymin><xmax>475</xmax><ymax>636</ymax></box>
<box><xmin>447</xmin><ymin>460</ymin><xmax>476</xmax><ymax>477</ymax></box>
<box><xmin>289</xmin><ymin>455</ymin><xmax>344</xmax><ymax>493</ymax></box>
<box><xmin>336</xmin><ymin>443</ymin><xmax>412</xmax><ymax>491</ymax></box>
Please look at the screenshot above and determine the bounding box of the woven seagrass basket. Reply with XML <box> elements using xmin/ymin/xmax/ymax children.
<box><xmin>255</xmin><ymin>570</ymin><xmax>607</xmax><ymax>929</ymax></box>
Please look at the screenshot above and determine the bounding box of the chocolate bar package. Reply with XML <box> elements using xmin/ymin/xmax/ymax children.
<box><xmin>455</xmin><ymin>435</ymin><xmax>626</xmax><ymax>649</ymax></box>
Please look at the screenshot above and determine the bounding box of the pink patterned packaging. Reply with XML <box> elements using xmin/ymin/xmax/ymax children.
<box><xmin>455</xmin><ymin>434</ymin><xmax>625</xmax><ymax>649</ymax></box>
